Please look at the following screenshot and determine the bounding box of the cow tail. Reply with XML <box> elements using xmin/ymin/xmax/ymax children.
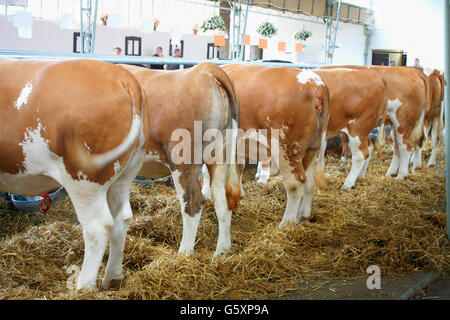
<box><xmin>197</xmin><ymin>62</ymin><xmax>241</xmax><ymax>211</ymax></box>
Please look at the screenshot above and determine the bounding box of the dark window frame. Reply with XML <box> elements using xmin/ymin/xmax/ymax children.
<box><xmin>125</xmin><ymin>36</ymin><xmax>142</xmax><ymax>56</ymax></box>
<box><xmin>73</xmin><ymin>32</ymin><xmax>80</xmax><ymax>53</ymax></box>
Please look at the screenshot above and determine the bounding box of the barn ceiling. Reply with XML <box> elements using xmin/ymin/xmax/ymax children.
<box><xmin>211</xmin><ymin>0</ymin><xmax>373</xmax><ymax>26</ymax></box>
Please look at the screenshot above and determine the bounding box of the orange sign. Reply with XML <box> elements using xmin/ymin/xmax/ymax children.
<box><xmin>258</xmin><ymin>38</ymin><xmax>268</xmax><ymax>49</ymax></box>
<box><xmin>295</xmin><ymin>42</ymin><xmax>303</xmax><ymax>53</ymax></box>
<box><xmin>278</xmin><ymin>41</ymin><xmax>286</xmax><ymax>52</ymax></box>
<box><xmin>244</xmin><ymin>34</ymin><xmax>250</xmax><ymax>45</ymax></box>
<box><xmin>214</xmin><ymin>35</ymin><xmax>226</xmax><ymax>47</ymax></box>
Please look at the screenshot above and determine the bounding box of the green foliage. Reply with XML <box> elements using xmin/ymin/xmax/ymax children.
<box><xmin>256</xmin><ymin>21</ymin><xmax>277</xmax><ymax>38</ymax></box>
<box><xmin>294</xmin><ymin>29</ymin><xmax>312</xmax><ymax>41</ymax></box>
<box><xmin>200</xmin><ymin>15</ymin><xmax>226</xmax><ymax>32</ymax></box>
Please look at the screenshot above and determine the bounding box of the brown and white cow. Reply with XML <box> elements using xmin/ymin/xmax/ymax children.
<box><xmin>0</xmin><ymin>58</ymin><xmax>146</xmax><ymax>290</ymax></box>
<box><xmin>415</xmin><ymin>69</ymin><xmax>445</xmax><ymax>168</ymax></box>
<box><xmin>120</xmin><ymin>62</ymin><xmax>241</xmax><ymax>257</ymax></box>
<box><xmin>323</xmin><ymin>65</ymin><xmax>429</xmax><ymax>180</ymax></box>
<box><xmin>203</xmin><ymin>64</ymin><xmax>330</xmax><ymax>227</ymax></box>
<box><xmin>255</xmin><ymin>68</ymin><xmax>388</xmax><ymax>190</ymax></box>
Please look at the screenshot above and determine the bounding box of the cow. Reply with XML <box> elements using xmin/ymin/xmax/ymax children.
<box><xmin>120</xmin><ymin>62</ymin><xmax>241</xmax><ymax>257</ymax></box>
<box><xmin>202</xmin><ymin>64</ymin><xmax>330</xmax><ymax>227</ymax></box>
<box><xmin>254</xmin><ymin>67</ymin><xmax>388</xmax><ymax>190</ymax></box>
<box><xmin>415</xmin><ymin>69</ymin><xmax>445</xmax><ymax>168</ymax></box>
<box><xmin>322</xmin><ymin>65</ymin><xmax>430</xmax><ymax>180</ymax></box>
<box><xmin>0</xmin><ymin>58</ymin><xmax>146</xmax><ymax>290</ymax></box>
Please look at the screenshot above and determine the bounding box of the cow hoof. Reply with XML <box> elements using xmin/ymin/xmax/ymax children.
<box><xmin>100</xmin><ymin>278</ymin><xmax>122</xmax><ymax>291</ymax></box>
<box><xmin>426</xmin><ymin>162</ymin><xmax>436</xmax><ymax>168</ymax></box>
<box><xmin>396</xmin><ymin>175</ymin><xmax>407</xmax><ymax>180</ymax></box>
<box><xmin>213</xmin><ymin>247</ymin><xmax>232</xmax><ymax>257</ymax></box>
<box><xmin>257</xmin><ymin>178</ymin><xmax>269</xmax><ymax>185</ymax></box>
<box><xmin>178</xmin><ymin>248</ymin><xmax>194</xmax><ymax>257</ymax></box>
<box><xmin>341</xmin><ymin>183</ymin><xmax>354</xmax><ymax>191</ymax></box>
<box><xmin>299</xmin><ymin>217</ymin><xmax>311</xmax><ymax>226</ymax></box>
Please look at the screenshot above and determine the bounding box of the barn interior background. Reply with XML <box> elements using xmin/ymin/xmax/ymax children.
<box><xmin>0</xmin><ymin>0</ymin><xmax>448</xmax><ymax>301</ymax></box>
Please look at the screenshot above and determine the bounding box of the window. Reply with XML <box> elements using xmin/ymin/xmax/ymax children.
<box><xmin>207</xmin><ymin>43</ymin><xmax>220</xmax><ymax>60</ymax></box>
<box><xmin>125</xmin><ymin>36</ymin><xmax>141</xmax><ymax>56</ymax></box>
<box><xmin>169</xmin><ymin>39</ymin><xmax>184</xmax><ymax>57</ymax></box>
<box><xmin>73</xmin><ymin>32</ymin><xmax>80</xmax><ymax>53</ymax></box>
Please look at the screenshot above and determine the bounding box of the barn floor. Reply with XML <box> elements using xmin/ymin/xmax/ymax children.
<box><xmin>0</xmin><ymin>140</ymin><xmax>448</xmax><ymax>300</ymax></box>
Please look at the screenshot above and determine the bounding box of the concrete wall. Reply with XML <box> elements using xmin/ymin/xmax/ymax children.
<box><xmin>368</xmin><ymin>0</ymin><xmax>444</xmax><ymax>70</ymax></box>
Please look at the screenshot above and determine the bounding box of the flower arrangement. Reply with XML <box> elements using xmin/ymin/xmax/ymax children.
<box><xmin>200</xmin><ymin>15</ymin><xmax>225</xmax><ymax>32</ymax></box>
<box><xmin>256</xmin><ymin>21</ymin><xmax>277</xmax><ymax>38</ymax></box>
<box><xmin>100</xmin><ymin>13</ymin><xmax>108</xmax><ymax>26</ymax></box>
<box><xmin>192</xmin><ymin>23</ymin><xmax>199</xmax><ymax>35</ymax></box>
<box><xmin>294</xmin><ymin>29</ymin><xmax>312</xmax><ymax>41</ymax></box>
<box><xmin>153</xmin><ymin>18</ymin><xmax>160</xmax><ymax>31</ymax></box>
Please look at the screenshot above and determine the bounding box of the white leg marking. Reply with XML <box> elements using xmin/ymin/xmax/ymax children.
<box><xmin>359</xmin><ymin>144</ymin><xmax>373</xmax><ymax>178</ymax></box>
<box><xmin>210</xmin><ymin>165</ymin><xmax>232</xmax><ymax>256</ymax></box>
<box><xmin>201</xmin><ymin>164</ymin><xmax>212</xmax><ymax>200</ymax></box>
<box><xmin>257</xmin><ymin>160</ymin><xmax>271</xmax><ymax>185</ymax></box>
<box><xmin>341</xmin><ymin>130</ymin><xmax>365</xmax><ymax>190</ymax></box>
<box><xmin>172</xmin><ymin>169</ymin><xmax>202</xmax><ymax>256</ymax></box>
<box><xmin>427</xmin><ymin>117</ymin><xmax>440</xmax><ymax>167</ymax></box>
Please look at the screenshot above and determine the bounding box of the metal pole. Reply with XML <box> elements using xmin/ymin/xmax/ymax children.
<box><xmin>445</xmin><ymin>0</ymin><xmax>450</xmax><ymax>240</ymax></box>
<box><xmin>90</xmin><ymin>0</ymin><xmax>99</xmax><ymax>54</ymax></box>
<box><xmin>239</xmin><ymin>0</ymin><xmax>249</xmax><ymax>61</ymax></box>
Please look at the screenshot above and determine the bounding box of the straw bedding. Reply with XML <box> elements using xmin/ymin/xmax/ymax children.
<box><xmin>0</xmin><ymin>140</ymin><xmax>448</xmax><ymax>299</ymax></box>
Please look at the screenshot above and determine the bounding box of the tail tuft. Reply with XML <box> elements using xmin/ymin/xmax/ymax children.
<box><xmin>225</xmin><ymin>163</ymin><xmax>241</xmax><ymax>211</ymax></box>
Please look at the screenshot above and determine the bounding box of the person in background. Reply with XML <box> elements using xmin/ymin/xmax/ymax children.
<box><xmin>389</xmin><ymin>61</ymin><xmax>396</xmax><ymax>66</ymax></box>
<box><xmin>164</xmin><ymin>48</ymin><xmax>182</xmax><ymax>71</ymax></box>
<box><xmin>414</xmin><ymin>58</ymin><xmax>422</xmax><ymax>68</ymax></box>
<box><xmin>151</xmin><ymin>46</ymin><xmax>165</xmax><ymax>70</ymax></box>
<box><xmin>113</xmin><ymin>47</ymin><xmax>122</xmax><ymax>55</ymax></box>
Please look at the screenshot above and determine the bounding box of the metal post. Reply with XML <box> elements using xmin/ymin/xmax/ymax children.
<box><xmin>445</xmin><ymin>0</ymin><xmax>450</xmax><ymax>239</ymax></box>
<box><xmin>239</xmin><ymin>0</ymin><xmax>249</xmax><ymax>61</ymax></box>
<box><xmin>80</xmin><ymin>0</ymin><xmax>99</xmax><ymax>54</ymax></box>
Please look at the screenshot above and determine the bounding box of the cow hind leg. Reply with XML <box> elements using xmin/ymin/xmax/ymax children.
<box><xmin>101</xmin><ymin>157</ymin><xmax>142</xmax><ymax>290</ymax></box>
<box><xmin>297</xmin><ymin>152</ymin><xmax>320</xmax><ymax>226</ymax></box>
<box><xmin>201</xmin><ymin>164</ymin><xmax>212</xmax><ymax>200</ymax></box>
<box><xmin>65</xmin><ymin>185</ymin><xmax>113</xmax><ymax>290</ymax></box>
<box><xmin>256</xmin><ymin>160</ymin><xmax>271</xmax><ymax>185</ymax></box>
<box><xmin>427</xmin><ymin>117</ymin><xmax>440</xmax><ymax>167</ymax></box>
<box><xmin>340</xmin><ymin>133</ymin><xmax>350</xmax><ymax>161</ymax></box>
<box><xmin>172</xmin><ymin>166</ymin><xmax>204</xmax><ymax>256</ymax></box>
<box><xmin>386</xmin><ymin>127</ymin><xmax>401</xmax><ymax>177</ymax></box>
<box><xmin>278</xmin><ymin>156</ymin><xmax>305</xmax><ymax>228</ymax></box>
<box><xmin>207</xmin><ymin>164</ymin><xmax>233</xmax><ymax>256</ymax></box>
<box><xmin>342</xmin><ymin>132</ymin><xmax>367</xmax><ymax>190</ymax></box>
<box><xmin>359</xmin><ymin>139</ymin><xmax>374</xmax><ymax>178</ymax></box>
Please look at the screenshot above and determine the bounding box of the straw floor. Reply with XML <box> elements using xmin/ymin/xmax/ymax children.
<box><xmin>0</xmin><ymin>140</ymin><xmax>448</xmax><ymax>299</ymax></box>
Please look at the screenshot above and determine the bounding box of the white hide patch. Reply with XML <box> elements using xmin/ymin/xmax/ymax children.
<box><xmin>348</xmin><ymin>119</ymin><xmax>356</xmax><ymax>125</ymax></box>
<box><xmin>423</xmin><ymin>68</ymin><xmax>433</xmax><ymax>77</ymax></box>
<box><xmin>14</xmin><ymin>81</ymin><xmax>33</xmax><ymax>111</ymax></box>
<box><xmin>18</xmin><ymin>119</ymin><xmax>50</xmax><ymax>175</ymax></box>
<box><xmin>387</xmin><ymin>98</ymin><xmax>403</xmax><ymax>128</ymax></box>
<box><xmin>297</xmin><ymin>70</ymin><xmax>325</xmax><ymax>87</ymax></box>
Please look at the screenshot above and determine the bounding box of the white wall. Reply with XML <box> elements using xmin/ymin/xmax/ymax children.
<box><xmin>0</xmin><ymin>15</ymin><xmax>214</xmax><ymax>59</ymax></box>
<box><xmin>0</xmin><ymin>0</ymin><xmax>368</xmax><ymax>65</ymax></box>
<box><xmin>369</xmin><ymin>0</ymin><xmax>444</xmax><ymax>70</ymax></box>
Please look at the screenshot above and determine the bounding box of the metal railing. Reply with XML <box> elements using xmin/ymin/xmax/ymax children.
<box><xmin>0</xmin><ymin>49</ymin><xmax>320</xmax><ymax>69</ymax></box>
